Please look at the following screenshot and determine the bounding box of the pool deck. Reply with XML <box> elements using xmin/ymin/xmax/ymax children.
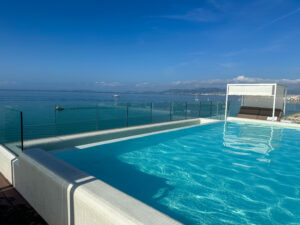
<box><xmin>0</xmin><ymin>172</ymin><xmax>47</xmax><ymax>225</ymax></box>
<box><xmin>227</xmin><ymin>117</ymin><xmax>300</xmax><ymax>129</ymax></box>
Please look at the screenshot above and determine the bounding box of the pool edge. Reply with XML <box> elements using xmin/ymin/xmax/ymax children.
<box><xmin>23</xmin><ymin>118</ymin><xmax>219</xmax><ymax>151</ymax></box>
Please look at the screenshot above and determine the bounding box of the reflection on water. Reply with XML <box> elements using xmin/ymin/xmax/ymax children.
<box><xmin>223</xmin><ymin>122</ymin><xmax>283</xmax><ymax>160</ymax></box>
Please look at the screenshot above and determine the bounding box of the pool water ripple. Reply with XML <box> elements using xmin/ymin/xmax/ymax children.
<box><xmin>55</xmin><ymin>122</ymin><xmax>300</xmax><ymax>224</ymax></box>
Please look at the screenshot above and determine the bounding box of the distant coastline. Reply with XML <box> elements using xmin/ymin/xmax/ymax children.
<box><xmin>0</xmin><ymin>88</ymin><xmax>226</xmax><ymax>96</ymax></box>
<box><xmin>160</xmin><ymin>88</ymin><xmax>226</xmax><ymax>95</ymax></box>
<box><xmin>1</xmin><ymin>88</ymin><xmax>299</xmax><ymax>98</ymax></box>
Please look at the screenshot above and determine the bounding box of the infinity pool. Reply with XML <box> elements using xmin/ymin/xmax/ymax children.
<box><xmin>54</xmin><ymin>122</ymin><xmax>300</xmax><ymax>224</ymax></box>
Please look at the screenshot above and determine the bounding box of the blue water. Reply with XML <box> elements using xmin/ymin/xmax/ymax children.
<box><xmin>0</xmin><ymin>90</ymin><xmax>228</xmax><ymax>144</ymax></box>
<box><xmin>54</xmin><ymin>121</ymin><xmax>300</xmax><ymax>225</ymax></box>
<box><xmin>1</xmin><ymin>89</ymin><xmax>299</xmax><ymax>145</ymax></box>
<box><xmin>0</xmin><ymin>89</ymin><xmax>225</xmax><ymax>106</ymax></box>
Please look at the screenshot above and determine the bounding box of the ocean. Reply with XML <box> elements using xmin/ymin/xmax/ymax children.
<box><xmin>0</xmin><ymin>89</ymin><xmax>299</xmax><ymax>145</ymax></box>
<box><xmin>0</xmin><ymin>90</ymin><xmax>226</xmax><ymax>144</ymax></box>
<box><xmin>0</xmin><ymin>89</ymin><xmax>225</xmax><ymax>106</ymax></box>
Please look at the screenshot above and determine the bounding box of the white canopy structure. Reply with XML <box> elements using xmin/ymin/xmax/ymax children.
<box><xmin>225</xmin><ymin>84</ymin><xmax>288</xmax><ymax>121</ymax></box>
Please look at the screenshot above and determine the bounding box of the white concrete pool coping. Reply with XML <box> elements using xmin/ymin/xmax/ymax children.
<box><xmin>75</xmin><ymin>119</ymin><xmax>220</xmax><ymax>149</ymax></box>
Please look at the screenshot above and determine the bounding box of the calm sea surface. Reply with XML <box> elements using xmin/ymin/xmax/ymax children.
<box><xmin>0</xmin><ymin>90</ymin><xmax>226</xmax><ymax>143</ymax></box>
<box><xmin>0</xmin><ymin>89</ymin><xmax>225</xmax><ymax>106</ymax></box>
<box><xmin>0</xmin><ymin>89</ymin><xmax>299</xmax><ymax>144</ymax></box>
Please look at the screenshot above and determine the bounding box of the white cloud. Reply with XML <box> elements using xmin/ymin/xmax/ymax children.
<box><xmin>172</xmin><ymin>80</ymin><xmax>195</xmax><ymax>86</ymax></box>
<box><xmin>95</xmin><ymin>81</ymin><xmax>122</xmax><ymax>87</ymax></box>
<box><xmin>92</xmin><ymin>77</ymin><xmax>300</xmax><ymax>92</ymax></box>
<box><xmin>232</xmin><ymin>75</ymin><xmax>262</xmax><ymax>82</ymax></box>
<box><xmin>169</xmin><ymin>76</ymin><xmax>300</xmax><ymax>89</ymax></box>
<box><xmin>135</xmin><ymin>82</ymin><xmax>149</xmax><ymax>87</ymax></box>
<box><xmin>277</xmin><ymin>78</ymin><xmax>300</xmax><ymax>84</ymax></box>
<box><xmin>161</xmin><ymin>8</ymin><xmax>218</xmax><ymax>22</ymax></box>
<box><xmin>230</xmin><ymin>76</ymin><xmax>300</xmax><ymax>85</ymax></box>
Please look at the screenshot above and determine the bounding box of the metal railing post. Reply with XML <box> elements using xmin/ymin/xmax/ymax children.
<box><xmin>185</xmin><ymin>102</ymin><xmax>188</xmax><ymax>119</ymax></box>
<box><xmin>210</xmin><ymin>101</ymin><xmax>213</xmax><ymax>118</ymax></box>
<box><xmin>198</xmin><ymin>102</ymin><xmax>201</xmax><ymax>118</ymax></box>
<box><xmin>20</xmin><ymin>111</ymin><xmax>24</xmax><ymax>151</ymax></box>
<box><xmin>96</xmin><ymin>104</ymin><xmax>99</xmax><ymax>130</ymax></box>
<box><xmin>169</xmin><ymin>103</ymin><xmax>172</xmax><ymax>121</ymax></box>
<box><xmin>54</xmin><ymin>106</ymin><xmax>57</xmax><ymax>135</ymax></box>
<box><xmin>54</xmin><ymin>106</ymin><xmax>56</xmax><ymax>124</ymax></box>
<box><xmin>126</xmin><ymin>103</ymin><xmax>129</xmax><ymax>126</ymax></box>
<box><xmin>150</xmin><ymin>102</ymin><xmax>153</xmax><ymax>123</ymax></box>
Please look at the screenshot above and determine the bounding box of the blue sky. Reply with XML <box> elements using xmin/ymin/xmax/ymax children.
<box><xmin>0</xmin><ymin>0</ymin><xmax>300</xmax><ymax>90</ymax></box>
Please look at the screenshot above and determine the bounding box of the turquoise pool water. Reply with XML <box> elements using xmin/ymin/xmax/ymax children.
<box><xmin>54</xmin><ymin>122</ymin><xmax>300</xmax><ymax>225</ymax></box>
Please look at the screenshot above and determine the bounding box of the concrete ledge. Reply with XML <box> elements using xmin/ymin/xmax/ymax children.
<box><xmin>0</xmin><ymin>145</ymin><xmax>17</xmax><ymax>184</ymax></box>
<box><xmin>23</xmin><ymin>118</ymin><xmax>210</xmax><ymax>151</ymax></box>
<box><xmin>75</xmin><ymin>118</ymin><xmax>219</xmax><ymax>149</ymax></box>
<box><xmin>227</xmin><ymin>117</ymin><xmax>300</xmax><ymax>129</ymax></box>
<box><xmin>13</xmin><ymin>149</ymin><xmax>181</xmax><ymax>225</ymax></box>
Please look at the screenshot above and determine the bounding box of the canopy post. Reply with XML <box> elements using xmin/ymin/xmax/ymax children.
<box><xmin>224</xmin><ymin>84</ymin><xmax>229</xmax><ymax>121</ymax></box>
<box><xmin>283</xmin><ymin>87</ymin><xmax>287</xmax><ymax>116</ymax></box>
<box><xmin>272</xmin><ymin>84</ymin><xmax>277</xmax><ymax>121</ymax></box>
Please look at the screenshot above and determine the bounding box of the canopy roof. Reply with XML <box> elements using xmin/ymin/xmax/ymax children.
<box><xmin>227</xmin><ymin>83</ymin><xmax>286</xmax><ymax>97</ymax></box>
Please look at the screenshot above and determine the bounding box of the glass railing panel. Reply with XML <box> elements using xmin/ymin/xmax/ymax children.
<box><xmin>215</xmin><ymin>102</ymin><xmax>226</xmax><ymax>120</ymax></box>
<box><xmin>97</xmin><ymin>103</ymin><xmax>127</xmax><ymax>130</ymax></box>
<box><xmin>152</xmin><ymin>102</ymin><xmax>170</xmax><ymax>123</ymax></box>
<box><xmin>172</xmin><ymin>102</ymin><xmax>186</xmax><ymax>121</ymax></box>
<box><xmin>227</xmin><ymin>98</ymin><xmax>242</xmax><ymax>117</ymax></box>
<box><xmin>187</xmin><ymin>102</ymin><xmax>200</xmax><ymax>119</ymax></box>
<box><xmin>0</xmin><ymin>107</ymin><xmax>22</xmax><ymax>154</ymax></box>
<box><xmin>23</xmin><ymin>123</ymin><xmax>56</xmax><ymax>140</ymax></box>
<box><xmin>128</xmin><ymin>103</ymin><xmax>151</xmax><ymax>126</ymax></box>
<box><xmin>22</xmin><ymin>104</ymin><xmax>56</xmax><ymax>126</ymax></box>
<box><xmin>211</xmin><ymin>102</ymin><xmax>219</xmax><ymax>118</ymax></box>
<box><xmin>283</xmin><ymin>103</ymin><xmax>300</xmax><ymax>123</ymax></box>
<box><xmin>0</xmin><ymin>101</ymin><xmax>228</xmax><ymax>153</ymax></box>
<box><xmin>285</xmin><ymin>103</ymin><xmax>300</xmax><ymax>117</ymax></box>
<box><xmin>54</xmin><ymin>105</ymin><xmax>98</xmax><ymax>135</ymax></box>
<box><xmin>199</xmin><ymin>101</ymin><xmax>212</xmax><ymax>118</ymax></box>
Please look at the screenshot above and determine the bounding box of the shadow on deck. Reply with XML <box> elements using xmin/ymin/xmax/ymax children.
<box><xmin>0</xmin><ymin>172</ymin><xmax>47</xmax><ymax>225</ymax></box>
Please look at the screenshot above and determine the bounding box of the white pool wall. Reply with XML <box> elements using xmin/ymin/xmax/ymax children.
<box><xmin>0</xmin><ymin>145</ymin><xmax>17</xmax><ymax>184</ymax></box>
